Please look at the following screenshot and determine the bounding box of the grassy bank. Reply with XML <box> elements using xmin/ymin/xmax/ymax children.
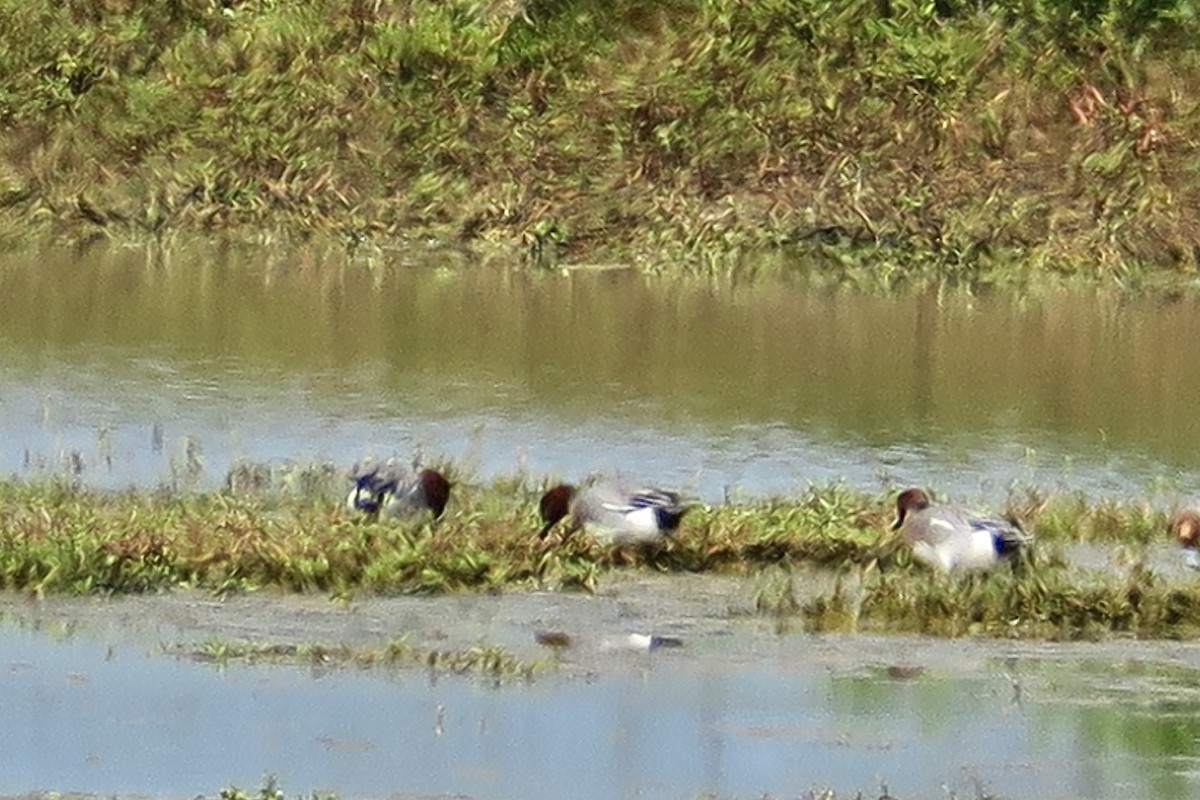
<box><xmin>1</xmin><ymin>0</ymin><xmax>1198</xmax><ymax>279</ymax></box>
<box><xmin>0</xmin><ymin>472</ymin><xmax>1194</xmax><ymax>639</ymax></box>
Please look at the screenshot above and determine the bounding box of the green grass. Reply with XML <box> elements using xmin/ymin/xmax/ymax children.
<box><xmin>0</xmin><ymin>474</ymin><xmax>911</xmax><ymax>596</ymax></box>
<box><xmin>0</xmin><ymin>0</ymin><xmax>1198</xmax><ymax>282</ymax></box>
<box><xmin>800</xmin><ymin>553</ymin><xmax>1200</xmax><ymax>640</ymax></box>
<box><xmin>3</xmin><ymin>470</ymin><xmax>1199</xmax><ymax>640</ymax></box>
<box><xmin>0</xmin><ymin>474</ymin><xmax>1181</xmax><ymax>594</ymax></box>
<box><xmin>0</xmin><ymin>473</ymin><xmax>1179</xmax><ymax>558</ymax></box>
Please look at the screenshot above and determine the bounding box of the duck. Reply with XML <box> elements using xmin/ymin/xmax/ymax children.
<box><xmin>347</xmin><ymin>461</ymin><xmax>451</xmax><ymax>520</ymax></box>
<box><xmin>1169</xmin><ymin>507</ymin><xmax>1200</xmax><ymax>569</ymax></box>
<box><xmin>538</xmin><ymin>478</ymin><xmax>691</xmax><ymax>546</ymax></box>
<box><xmin>891</xmin><ymin>487</ymin><xmax>1029</xmax><ymax>572</ymax></box>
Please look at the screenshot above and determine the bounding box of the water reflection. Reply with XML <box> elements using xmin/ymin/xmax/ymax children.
<box><xmin>3</xmin><ymin>625</ymin><xmax>1200</xmax><ymax>799</ymax></box>
<box><xmin>1</xmin><ymin>241</ymin><xmax>1198</xmax><ymax>501</ymax></box>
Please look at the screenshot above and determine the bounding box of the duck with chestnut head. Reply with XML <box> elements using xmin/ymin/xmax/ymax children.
<box><xmin>538</xmin><ymin>478</ymin><xmax>691</xmax><ymax>546</ymax></box>
<box><xmin>347</xmin><ymin>461</ymin><xmax>451</xmax><ymax>521</ymax></box>
<box><xmin>892</xmin><ymin>487</ymin><xmax>1030</xmax><ymax>572</ymax></box>
<box><xmin>1169</xmin><ymin>507</ymin><xmax>1200</xmax><ymax>570</ymax></box>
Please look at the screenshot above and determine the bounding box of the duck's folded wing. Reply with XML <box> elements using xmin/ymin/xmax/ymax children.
<box><xmin>967</xmin><ymin>514</ymin><xmax>1030</xmax><ymax>546</ymax></box>
<box><xmin>623</xmin><ymin>488</ymin><xmax>683</xmax><ymax>511</ymax></box>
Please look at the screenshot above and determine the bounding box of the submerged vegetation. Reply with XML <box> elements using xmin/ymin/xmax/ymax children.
<box><xmin>0</xmin><ymin>468</ymin><xmax>1196</xmax><ymax>640</ymax></box>
<box><xmin>219</xmin><ymin>778</ymin><xmax>335</xmax><ymax>800</ymax></box>
<box><xmin>178</xmin><ymin>636</ymin><xmax>544</xmax><ymax>676</ymax></box>
<box><xmin>1</xmin><ymin>0</ymin><xmax>1199</xmax><ymax>279</ymax></box>
<box><xmin>213</xmin><ymin>777</ymin><xmax>935</xmax><ymax>800</ymax></box>
<box><xmin>801</xmin><ymin>553</ymin><xmax>1200</xmax><ymax>640</ymax></box>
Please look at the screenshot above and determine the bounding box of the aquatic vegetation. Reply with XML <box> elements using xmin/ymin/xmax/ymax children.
<box><xmin>1032</xmin><ymin>493</ymin><xmax>1168</xmax><ymax>544</ymax></box>
<box><xmin>219</xmin><ymin>776</ymin><xmax>335</xmax><ymax>800</ymax></box>
<box><xmin>0</xmin><ymin>0</ymin><xmax>1197</xmax><ymax>281</ymax></box>
<box><xmin>801</xmin><ymin>549</ymin><xmax>1200</xmax><ymax>640</ymax></box>
<box><xmin>0</xmin><ymin>473</ymin><xmax>1198</xmax><ymax>639</ymax></box>
<box><xmin>684</xmin><ymin>484</ymin><xmax>900</xmax><ymax>572</ymax></box>
<box><xmin>212</xmin><ymin>778</ymin><xmax>915</xmax><ymax>800</ymax></box>
<box><xmin>0</xmin><ymin>475</ymin><xmax>1177</xmax><ymax>590</ymax></box>
<box><xmin>181</xmin><ymin>637</ymin><xmax>545</xmax><ymax>677</ymax></box>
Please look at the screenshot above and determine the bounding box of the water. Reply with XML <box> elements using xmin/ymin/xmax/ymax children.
<box><xmin>4</xmin><ymin>620</ymin><xmax>1200</xmax><ymax>800</ymax></box>
<box><xmin>2</xmin><ymin>240</ymin><xmax>1198</xmax><ymax>504</ymax></box>
<box><xmin>5</xmin><ymin>240</ymin><xmax>1200</xmax><ymax>799</ymax></box>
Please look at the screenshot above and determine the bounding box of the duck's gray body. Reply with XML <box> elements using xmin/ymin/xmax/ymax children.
<box><xmin>539</xmin><ymin>477</ymin><xmax>690</xmax><ymax>545</ymax></box>
<box><xmin>347</xmin><ymin>461</ymin><xmax>450</xmax><ymax>520</ymax></box>
<box><xmin>893</xmin><ymin>488</ymin><xmax>1028</xmax><ymax>572</ymax></box>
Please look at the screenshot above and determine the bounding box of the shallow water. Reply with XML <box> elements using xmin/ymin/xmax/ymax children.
<box><xmin>2</xmin><ymin>241</ymin><xmax>1200</xmax><ymax>504</ymax></box>
<box><xmin>5</xmin><ymin>239</ymin><xmax>1200</xmax><ymax>797</ymax></box>
<box><xmin>4</xmin><ymin>587</ymin><xmax>1200</xmax><ymax>800</ymax></box>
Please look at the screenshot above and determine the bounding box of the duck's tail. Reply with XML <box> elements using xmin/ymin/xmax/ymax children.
<box><xmin>992</xmin><ymin>515</ymin><xmax>1033</xmax><ymax>558</ymax></box>
<box><xmin>628</xmin><ymin>489</ymin><xmax>691</xmax><ymax>533</ymax></box>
